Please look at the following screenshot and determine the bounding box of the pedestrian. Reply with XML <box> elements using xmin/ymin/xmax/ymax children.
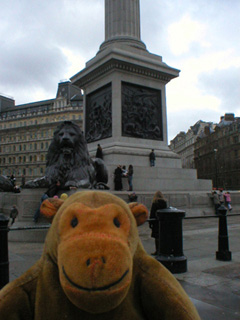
<box><xmin>128</xmin><ymin>192</ymin><xmax>138</xmax><ymax>202</ymax></box>
<box><xmin>114</xmin><ymin>165</ymin><xmax>123</xmax><ymax>191</ymax></box>
<box><xmin>224</xmin><ymin>191</ymin><xmax>232</xmax><ymax>211</ymax></box>
<box><xmin>127</xmin><ymin>164</ymin><xmax>134</xmax><ymax>191</ymax></box>
<box><xmin>10</xmin><ymin>174</ymin><xmax>16</xmax><ymax>187</ymax></box>
<box><xmin>211</xmin><ymin>191</ymin><xmax>221</xmax><ymax>215</ymax></box>
<box><xmin>149</xmin><ymin>149</ymin><xmax>156</xmax><ymax>167</ymax></box>
<box><xmin>21</xmin><ymin>174</ymin><xmax>25</xmax><ymax>187</ymax></box>
<box><xmin>122</xmin><ymin>165</ymin><xmax>128</xmax><ymax>177</ymax></box>
<box><xmin>13</xmin><ymin>185</ymin><xmax>21</xmax><ymax>193</ymax></box>
<box><xmin>149</xmin><ymin>191</ymin><xmax>167</xmax><ymax>255</ymax></box>
<box><xmin>10</xmin><ymin>205</ymin><xmax>19</xmax><ymax>225</ymax></box>
<box><xmin>95</xmin><ymin>144</ymin><xmax>103</xmax><ymax>159</ymax></box>
<box><xmin>33</xmin><ymin>193</ymin><xmax>49</xmax><ymax>223</ymax></box>
<box><xmin>218</xmin><ymin>189</ymin><xmax>224</xmax><ymax>205</ymax></box>
<box><xmin>46</xmin><ymin>180</ymin><xmax>61</xmax><ymax>198</ymax></box>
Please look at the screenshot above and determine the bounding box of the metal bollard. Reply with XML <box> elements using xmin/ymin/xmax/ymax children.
<box><xmin>155</xmin><ymin>207</ymin><xmax>187</xmax><ymax>273</ymax></box>
<box><xmin>216</xmin><ymin>205</ymin><xmax>232</xmax><ymax>261</ymax></box>
<box><xmin>0</xmin><ymin>214</ymin><xmax>10</xmax><ymax>289</ymax></box>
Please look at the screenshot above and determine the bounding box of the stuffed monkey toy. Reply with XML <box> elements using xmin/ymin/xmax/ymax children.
<box><xmin>0</xmin><ymin>191</ymin><xmax>200</xmax><ymax>319</ymax></box>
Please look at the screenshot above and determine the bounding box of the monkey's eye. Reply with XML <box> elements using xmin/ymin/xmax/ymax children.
<box><xmin>113</xmin><ymin>217</ymin><xmax>121</xmax><ymax>228</ymax></box>
<box><xmin>71</xmin><ymin>217</ymin><xmax>78</xmax><ymax>228</ymax></box>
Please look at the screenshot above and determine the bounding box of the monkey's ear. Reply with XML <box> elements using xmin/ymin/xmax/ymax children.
<box><xmin>40</xmin><ymin>198</ymin><xmax>64</xmax><ymax>222</ymax></box>
<box><xmin>128</xmin><ymin>202</ymin><xmax>148</xmax><ymax>226</ymax></box>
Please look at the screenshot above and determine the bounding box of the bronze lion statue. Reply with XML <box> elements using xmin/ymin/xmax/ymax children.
<box><xmin>24</xmin><ymin>121</ymin><xmax>108</xmax><ymax>190</ymax></box>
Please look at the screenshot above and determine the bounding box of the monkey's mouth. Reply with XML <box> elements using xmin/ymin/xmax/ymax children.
<box><xmin>62</xmin><ymin>266</ymin><xmax>129</xmax><ymax>292</ymax></box>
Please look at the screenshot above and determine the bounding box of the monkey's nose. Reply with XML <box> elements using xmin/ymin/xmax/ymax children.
<box><xmin>86</xmin><ymin>256</ymin><xmax>106</xmax><ymax>267</ymax></box>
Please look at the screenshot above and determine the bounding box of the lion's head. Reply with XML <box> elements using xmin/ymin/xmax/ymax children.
<box><xmin>45</xmin><ymin>121</ymin><xmax>94</xmax><ymax>187</ymax></box>
<box><xmin>55</xmin><ymin>122</ymin><xmax>81</xmax><ymax>154</ymax></box>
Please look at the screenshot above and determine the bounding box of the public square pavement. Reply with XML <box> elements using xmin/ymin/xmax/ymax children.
<box><xmin>6</xmin><ymin>215</ymin><xmax>240</xmax><ymax>320</ymax></box>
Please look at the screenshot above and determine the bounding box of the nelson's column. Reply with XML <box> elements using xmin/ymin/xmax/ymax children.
<box><xmin>71</xmin><ymin>0</ymin><xmax>211</xmax><ymax>192</ymax></box>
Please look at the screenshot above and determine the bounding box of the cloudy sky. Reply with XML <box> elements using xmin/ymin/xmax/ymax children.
<box><xmin>1</xmin><ymin>0</ymin><xmax>239</xmax><ymax>142</ymax></box>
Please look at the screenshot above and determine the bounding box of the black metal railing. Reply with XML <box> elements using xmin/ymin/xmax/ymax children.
<box><xmin>148</xmin><ymin>205</ymin><xmax>233</xmax><ymax>274</ymax></box>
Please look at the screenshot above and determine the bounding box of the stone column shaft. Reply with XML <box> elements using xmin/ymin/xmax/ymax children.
<box><xmin>105</xmin><ymin>0</ymin><xmax>141</xmax><ymax>40</ymax></box>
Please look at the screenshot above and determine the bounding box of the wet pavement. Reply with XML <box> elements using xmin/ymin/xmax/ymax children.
<box><xmin>6</xmin><ymin>215</ymin><xmax>240</xmax><ymax>320</ymax></box>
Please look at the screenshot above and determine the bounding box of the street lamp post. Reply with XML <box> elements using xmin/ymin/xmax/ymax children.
<box><xmin>214</xmin><ymin>149</ymin><xmax>218</xmax><ymax>189</ymax></box>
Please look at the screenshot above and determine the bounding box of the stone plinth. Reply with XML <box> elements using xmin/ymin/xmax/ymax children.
<box><xmin>2</xmin><ymin>189</ymin><xmax>240</xmax><ymax>242</ymax></box>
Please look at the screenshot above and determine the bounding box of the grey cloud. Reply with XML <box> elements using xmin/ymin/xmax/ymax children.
<box><xmin>199</xmin><ymin>67</ymin><xmax>240</xmax><ymax>113</ymax></box>
<box><xmin>0</xmin><ymin>38</ymin><xmax>67</xmax><ymax>91</ymax></box>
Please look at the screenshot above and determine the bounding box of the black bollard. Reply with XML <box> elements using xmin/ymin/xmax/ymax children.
<box><xmin>0</xmin><ymin>214</ymin><xmax>10</xmax><ymax>289</ymax></box>
<box><xmin>155</xmin><ymin>207</ymin><xmax>187</xmax><ymax>274</ymax></box>
<box><xmin>216</xmin><ymin>205</ymin><xmax>232</xmax><ymax>261</ymax></box>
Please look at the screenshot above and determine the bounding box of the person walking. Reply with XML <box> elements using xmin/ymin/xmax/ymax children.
<box><xmin>224</xmin><ymin>191</ymin><xmax>232</xmax><ymax>211</ymax></box>
<box><xmin>149</xmin><ymin>191</ymin><xmax>167</xmax><ymax>255</ymax></box>
<box><xmin>95</xmin><ymin>144</ymin><xmax>103</xmax><ymax>159</ymax></box>
<box><xmin>127</xmin><ymin>164</ymin><xmax>134</xmax><ymax>191</ymax></box>
<box><xmin>10</xmin><ymin>205</ymin><xmax>19</xmax><ymax>225</ymax></box>
<box><xmin>218</xmin><ymin>189</ymin><xmax>224</xmax><ymax>205</ymax></box>
<box><xmin>212</xmin><ymin>191</ymin><xmax>221</xmax><ymax>215</ymax></box>
<box><xmin>149</xmin><ymin>149</ymin><xmax>156</xmax><ymax>167</ymax></box>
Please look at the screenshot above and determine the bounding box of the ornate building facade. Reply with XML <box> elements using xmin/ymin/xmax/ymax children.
<box><xmin>0</xmin><ymin>81</ymin><xmax>83</xmax><ymax>184</ymax></box>
<box><xmin>194</xmin><ymin>114</ymin><xmax>240</xmax><ymax>190</ymax></box>
<box><xmin>169</xmin><ymin>120</ymin><xmax>214</xmax><ymax>168</ymax></box>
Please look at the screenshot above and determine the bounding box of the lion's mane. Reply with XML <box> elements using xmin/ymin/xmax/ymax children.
<box><xmin>45</xmin><ymin>121</ymin><xmax>95</xmax><ymax>187</ymax></box>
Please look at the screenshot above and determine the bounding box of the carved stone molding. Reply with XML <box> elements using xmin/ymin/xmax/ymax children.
<box><xmin>74</xmin><ymin>59</ymin><xmax>175</xmax><ymax>88</ymax></box>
